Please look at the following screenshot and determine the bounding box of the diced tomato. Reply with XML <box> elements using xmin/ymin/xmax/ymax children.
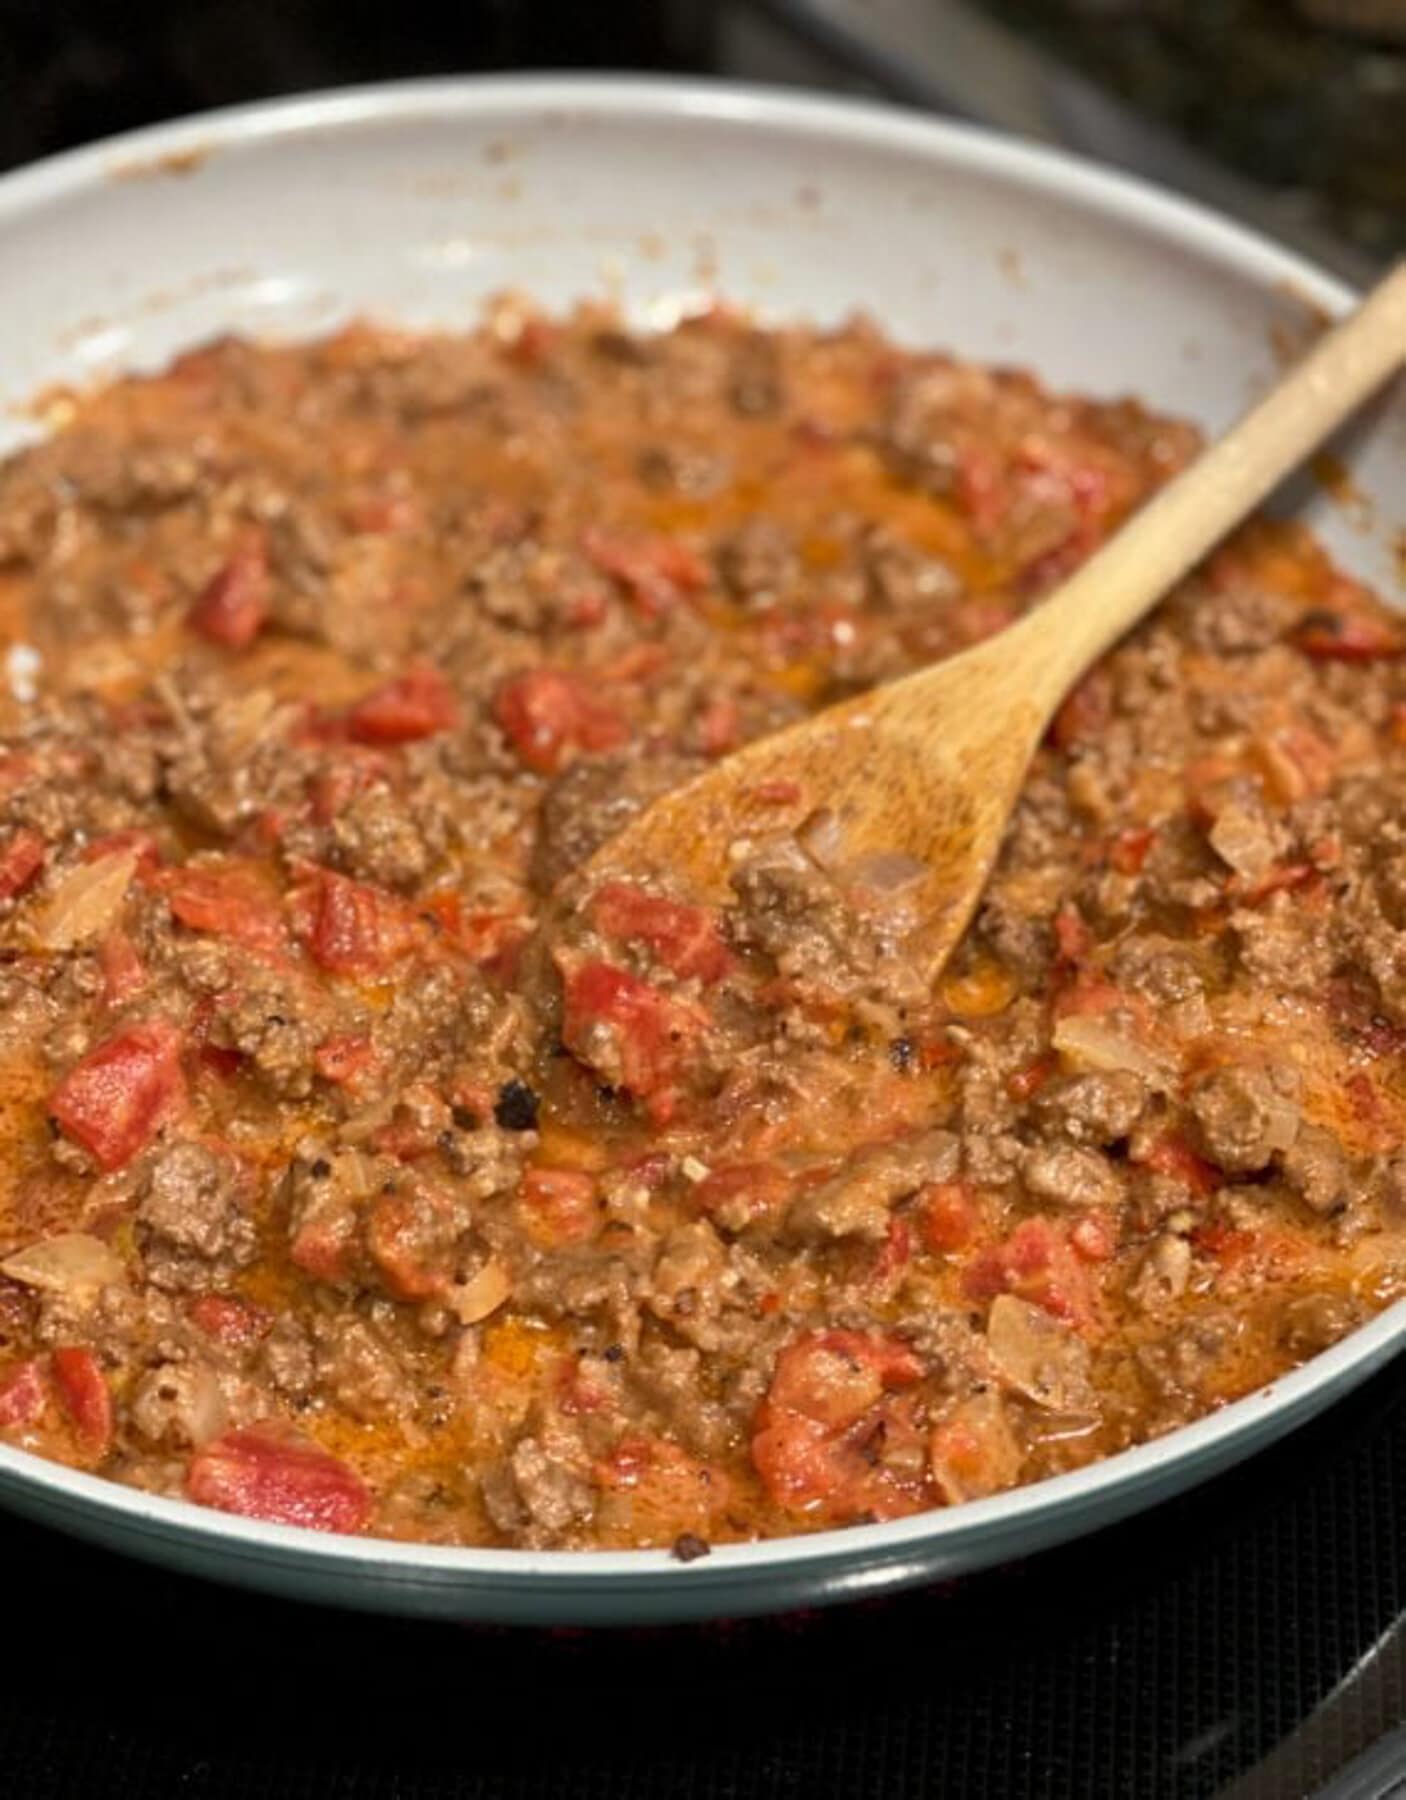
<box><xmin>52</xmin><ymin>1347</ymin><xmax>112</xmax><ymax>1458</ymax></box>
<box><xmin>916</xmin><ymin>1180</ymin><xmax>981</xmax><ymax>1254</ymax></box>
<box><xmin>303</xmin><ymin>869</ymin><xmax>415</xmax><ymax>975</ymax></box>
<box><xmin>1054</xmin><ymin>904</ymin><xmax>1090</xmax><ymax>965</ymax></box>
<box><xmin>186</xmin><ymin>1424</ymin><xmax>371</xmax><ymax>1533</ymax></box>
<box><xmin>157</xmin><ymin>859</ymin><xmax>287</xmax><ymax>960</ymax></box>
<box><xmin>49</xmin><ymin>1019</ymin><xmax>185</xmax><ymax>1171</ymax></box>
<box><xmin>197</xmin><ymin>1045</ymin><xmax>246</xmax><ymax>1084</ymax></box>
<box><xmin>1133</xmin><ymin>1132</ymin><xmax>1220</xmax><ymax>1199</ymax></box>
<box><xmin>1190</xmin><ymin>1218</ymin><xmax>1314</xmax><ymax>1285</ymax></box>
<box><xmin>1191</xmin><ymin>1220</ymin><xmax>1257</xmax><ymax>1263</ymax></box>
<box><xmin>751</xmin><ymin>1330</ymin><xmax>927</xmax><ymax>1523</ymax></box>
<box><xmin>517</xmin><ymin>1166</ymin><xmax>601</xmax><ymax>1247</ymax></box>
<box><xmin>314</xmin><ymin>1033</ymin><xmax>376</xmax><ymax>1087</ymax></box>
<box><xmin>691</xmin><ymin>1161</ymin><xmax>792</xmax><ymax>1227</ymax></box>
<box><xmin>1235</xmin><ymin>862</ymin><xmax>1318</xmax><ymax>906</ymax></box>
<box><xmin>345</xmin><ymin>667</ymin><xmax>458</xmax><ymax>745</ymax></box>
<box><xmin>589</xmin><ymin>881</ymin><xmax>733</xmax><ymax>984</ymax></box>
<box><xmin>1007</xmin><ymin>1055</ymin><xmax>1055</xmax><ymax>1102</ymax></box>
<box><xmin>365</xmin><ymin>1183</ymin><xmax>459</xmax><ymax>1301</ymax></box>
<box><xmin>493</xmin><ymin>668</ymin><xmax>628</xmax><ymax>775</ymax></box>
<box><xmin>560</xmin><ymin>960</ymin><xmax>705</xmax><ymax>1107</ymax></box>
<box><xmin>307</xmin><ymin>760</ymin><xmax>369</xmax><ymax>826</ymax></box>
<box><xmin>189</xmin><ymin>531</ymin><xmax>271</xmax><ymax>649</ymax></box>
<box><xmin>594</xmin><ymin>1432</ymin><xmax>730</xmax><ymax>1542</ymax></box>
<box><xmin>1109</xmin><ymin>826</ymin><xmax>1156</xmax><ymax>876</ymax></box>
<box><xmin>0</xmin><ymin>1358</ymin><xmax>48</xmax><ymax>1429</ymax></box>
<box><xmin>84</xmin><ymin>828</ymin><xmax>162</xmax><ymax>874</ymax></box>
<box><xmin>961</xmin><ymin>1217</ymin><xmax>1099</xmax><ymax>1328</ymax></box>
<box><xmin>765</xmin><ymin>1329</ymin><xmax>923</xmax><ymax>1426</ymax></box>
<box><xmin>556</xmin><ymin>1352</ymin><xmax>617</xmax><ymax>1417</ymax></box>
<box><xmin>1049</xmin><ymin>670</ymin><xmax>1111</xmax><ymax>751</ymax></box>
<box><xmin>98</xmin><ymin>929</ymin><xmax>147</xmax><ymax>1006</ymax></box>
<box><xmin>929</xmin><ymin>1395</ymin><xmax>1022</xmax><ymax>1505</ymax></box>
<box><xmin>566</xmin><ymin>586</ymin><xmax>609</xmax><ymax>629</ymax></box>
<box><xmin>0</xmin><ymin>827</ymin><xmax>45</xmax><ymax>900</ymax></box>
<box><xmin>187</xmin><ymin>1294</ymin><xmax>271</xmax><ymax>1348</ymax></box>
<box><xmin>419</xmin><ymin>894</ymin><xmax>529</xmax><ymax>979</ymax></box>
<box><xmin>289</xmin><ymin>1204</ymin><xmax>357</xmax><ymax>1286</ymax></box>
<box><xmin>1293</xmin><ymin>606</ymin><xmax>1401</xmax><ymax>662</ymax></box>
<box><xmin>870</xmin><ymin>1216</ymin><xmax>911</xmax><ymax>1289</ymax></box>
<box><xmin>581</xmin><ymin>528</ymin><xmax>707</xmax><ymax>619</ymax></box>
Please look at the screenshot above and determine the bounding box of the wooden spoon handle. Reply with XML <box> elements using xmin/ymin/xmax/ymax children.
<box><xmin>1016</xmin><ymin>259</ymin><xmax>1406</xmax><ymax>697</ymax></box>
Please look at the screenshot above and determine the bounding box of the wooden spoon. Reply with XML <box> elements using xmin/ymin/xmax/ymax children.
<box><xmin>586</xmin><ymin>261</ymin><xmax>1406</xmax><ymax>977</ymax></box>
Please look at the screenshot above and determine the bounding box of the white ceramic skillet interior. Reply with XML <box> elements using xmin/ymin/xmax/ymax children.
<box><xmin>0</xmin><ymin>76</ymin><xmax>1402</xmax><ymax>1627</ymax></box>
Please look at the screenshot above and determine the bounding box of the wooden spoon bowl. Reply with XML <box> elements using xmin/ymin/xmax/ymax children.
<box><xmin>588</xmin><ymin>262</ymin><xmax>1406</xmax><ymax>978</ymax></box>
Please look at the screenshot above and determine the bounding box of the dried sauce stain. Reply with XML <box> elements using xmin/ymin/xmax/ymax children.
<box><xmin>1309</xmin><ymin>451</ymin><xmax>1373</xmax><ymax>529</ymax></box>
<box><xmin>0</xmin><ymin>300</ymin><xmax>1398</xmax><ymax>1552</ymax></box>
<box><xmin>108</xmin><ymin>144</ymin><xmax>212</xmax><ymax>182</ymax></box>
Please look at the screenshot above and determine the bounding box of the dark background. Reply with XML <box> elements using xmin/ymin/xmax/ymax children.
<box><xmin>4</xmin><ymin>1360</ymin><xmax>1404</xmax><ymax>1798</ymax></box>
<box><xmin>0</xmin><ymin>4</ymin><xmax>1403</xmax><ymax>1796</ymax></box>
<box><xmin>0</xmin><ymin>2</ymin><xmax>714</xmax><ymax>175</ymax></box>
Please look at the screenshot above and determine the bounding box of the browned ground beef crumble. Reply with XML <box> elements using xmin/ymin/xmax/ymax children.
<box><xmin>0</xmin><ymin>300</ymin><xmax>1400</xmax><ymax>1549</ymax></box>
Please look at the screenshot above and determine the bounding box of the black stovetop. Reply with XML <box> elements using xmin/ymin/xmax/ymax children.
<box><xmin>0</xmin><ymin>6</ymin><xmax>1402</xmax><ymax>1794</ymax></box>
<box><xmin>4</xmin><ymin>1354</ymin><xmax>1403</xmax><ymax>1799</ymax></box>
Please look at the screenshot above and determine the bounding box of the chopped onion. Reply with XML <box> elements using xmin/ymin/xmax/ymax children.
<box><xmin>844</xmin><ymin>851</ymin><xmax>928</xmax><ymax>894</ymax></box>
<box><xmin>1052</xmin><ymin>1014</ymin><xmax>1176</xmax><ymax>1089</ymax></box>
<box><xmin>986</xmin><ymin>1294</ymin><xmax>1095</xmax><ymax>1414</ymax></box>
<box><xmin>29</xmin><ymin>848</ymin><xmax>138</xmax><ymax>950</ymax></box>
<box><xmin>446</xmin><ymin>1258</ymin><xmax>511</xmax><ymax>1326</ymax></box>
<box><xmin>182</xmin><ymin>1364</ymin><xmax>230</xmax><ymax>1447</ymax></box>
<box><xmin>1</xmin><ymin>1231</ymin><xmax>124</xmax><ymax>1294</ymax></box>
<box><xmin>1207</xmin><ymin>803</ymin><xmax>1276</xmax><ymax>880</ymax></box>
<box><xmin>797</xmin><ymin>807</ymin><xmax>845</xmax><ymax>870</ymax></box>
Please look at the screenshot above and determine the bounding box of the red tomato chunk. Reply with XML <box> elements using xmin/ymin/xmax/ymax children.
<box><xmin>189</xmin><ymin>532</ymin><xmax>271</xmax><ymax>648</ymax></box>
<box><xmin>589</xmin><ymin>881</ymin><xmax>733</xmax><ymax>983</ymax></box>
<box><xmin>346</xmin><ymin>667</ymin><xmax>458</xmax><ymax>744</ymax></box>
<box><xmin>49</xmin><ymin>1020</ymin><xmax>185</xmax><ymax>1171</ymax></box>
<box><xmin>186</xmin><ymin>1425</ymin><xmax>371</xmax><ymax>1533</ymax></box>
<box><xmin>0</xmin><ymin>827</ymin><xmax>45</xmax><ymax>899</ymax></box>
<box><xmin>493</xmin><ymin>669</ymin><xmax>627</xmax><ymax>774</ymax></box>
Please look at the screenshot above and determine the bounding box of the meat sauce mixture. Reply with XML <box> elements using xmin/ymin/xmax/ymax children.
<box><xmin>0</xmin><ymin>302</ymin><xmax>1402</xmax><ymax>1553</ymax></box>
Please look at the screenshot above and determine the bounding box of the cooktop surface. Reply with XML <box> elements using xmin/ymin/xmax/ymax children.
<box><xmin>1</xmin><ymin>1353</ymin><xmax>1401</xmax><ymax>1798</ymax></box>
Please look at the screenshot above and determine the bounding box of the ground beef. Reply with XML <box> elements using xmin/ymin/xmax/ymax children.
<box><xmin>135</xmin><ymin>1144</ymin><xmax>259</xmax><ymax>1293</ymax></box>
<box><xmin>1035</xmin><ymin>1072</ymin><xmax>1146</xmax><ymax>1145</ymax></box>
<box><xmin>0</xmin><ymin>306</ymin><xmax>1397</xmax><ymax>1553</ymax></box>
<box><xmin>531</xmin><ymin>750</ymin><xmax>703</xmax><ymax>893</ymax></box>
<box><xmin>1188</xmin><ymin>1067</ymin><xmax>1301</xmax><ymax>1174</ymax></box>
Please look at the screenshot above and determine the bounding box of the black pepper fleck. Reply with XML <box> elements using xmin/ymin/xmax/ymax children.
<box><xmin>889</xmin><ymin>1036</ymin><xmax>915</xmax><ymax>1073</ymax></box>
<box><xmin>494</xmin><ymin>1079</ymin><xmax>540</xmax><ymax>1132</ymax></box>
<box><xmin>671</xmin><ymin>1532</ymin><xmax>711</xmax><ymax>1564</ymax></box>
<box><xmin>309</xmin><ymin>1158</ymin><xmax>332</xmax><ymax>1179</ymax></box>
<box><xmin>602</xmin><ymin>1344</ymin><xmax>625</xmax><ymax>1363</ymax></box>
<box><xmin>450</xmin><ymin>1104</ymin><xmax>480</xmax><ymax>1132</ymax></box>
